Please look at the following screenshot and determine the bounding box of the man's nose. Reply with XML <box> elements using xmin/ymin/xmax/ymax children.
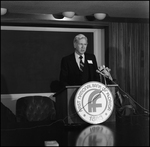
<box><xmin>82</xmin><ymin>45</ymin><xmax>86</xmax><ymax>48</ymax></box>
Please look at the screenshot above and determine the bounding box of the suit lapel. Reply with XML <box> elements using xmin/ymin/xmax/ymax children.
<box><xmin>85</xmin><ymin>54</ymin><xmax>93</xmax><ymax>77</ymax></box>
<box><xmin>70</xmin><ymin>53</ymin><xmax>80</xmax><ymax>72</ymax></box>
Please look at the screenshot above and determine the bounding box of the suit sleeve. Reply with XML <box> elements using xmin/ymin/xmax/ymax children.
<box><xmin>59</xmin><ymin>57</ymin><xmax>69</xmax><ymax>87</ymax></box>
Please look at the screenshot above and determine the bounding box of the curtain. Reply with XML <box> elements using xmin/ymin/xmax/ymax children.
<box><xmin>108</xmin><ymin>22</ymin><xmax>149</xmax><ymax>110</ymax></box>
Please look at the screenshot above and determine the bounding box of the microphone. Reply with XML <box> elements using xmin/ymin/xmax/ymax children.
<box><xmin>96</xmin><ymin>69</ymin><xmax>107</xmax><ymax>86</ymax></box>
<box><xmin>96</xmin><ymin>69</ymin><xmax>108</xmax><ymax>78</ymax></box>
<box><xmin>96</xmin><ymin>69</ymin><xmax>104</xmax><ymax>73</ymax></box>
<box><xmin>96</xmin><ymin>68</ymin><xmax>113</xmax><ymax>81</ymax></box>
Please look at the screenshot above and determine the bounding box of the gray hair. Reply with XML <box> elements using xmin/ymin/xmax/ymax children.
<box><xmin>73</xmin><ymin>34</ymin><xmax>88</xmax><ymax>44</ymax></box>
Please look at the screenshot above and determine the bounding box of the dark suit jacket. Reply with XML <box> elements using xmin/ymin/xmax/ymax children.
<box><xmin>59</xmin><ymin>53</ymin><xmax>100</xmax><ymax>86</ymax></box>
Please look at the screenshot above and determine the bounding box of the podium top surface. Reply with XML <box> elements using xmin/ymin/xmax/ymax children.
<box><xmin>66</xmin><ymin>85</ymin><xmax>81</xmax><ymax>88</ymax></box>
<box><xmin>106</xmin><ymin>84</ymin><xmax>118</xmax><ymax>87</ymax></box>
<box><xmin>53</xmin><ymin>84</ymin><xmax>118</xmax><ymax>97</ymax></box>
<box><xmin>53</xmin><ymin>85</ymin><xmax>81</xmax><ymax>97</ymax></box>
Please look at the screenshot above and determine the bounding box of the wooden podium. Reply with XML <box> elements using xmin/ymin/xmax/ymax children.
<box><xmin>54</xmin><ymin>84</ymin><xmax>118</xmax><ymax>125</ymax></box>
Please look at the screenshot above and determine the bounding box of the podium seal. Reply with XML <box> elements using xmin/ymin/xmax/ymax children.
<box><xmin>74</xmin><ymin>81</ymin><xmax>114</xmax><ymax>124</ymax></box>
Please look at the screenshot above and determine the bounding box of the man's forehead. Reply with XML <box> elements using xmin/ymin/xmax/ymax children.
<box><xmin>78</xmin><ymin>38</ymin><xmax>87</xmax><ymax>43</ymax></box>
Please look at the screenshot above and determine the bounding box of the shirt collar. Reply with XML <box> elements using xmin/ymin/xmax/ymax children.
<box><xmin>74</xmin><ymin>52</ymin><xmax>85</xmax><ymax>60</ymax></box>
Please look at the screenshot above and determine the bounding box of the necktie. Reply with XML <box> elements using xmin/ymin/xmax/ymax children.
<box><xmin>79</xmin><ymin>56</ymin><xmax>84</xmax><ymax>71</ymax></box>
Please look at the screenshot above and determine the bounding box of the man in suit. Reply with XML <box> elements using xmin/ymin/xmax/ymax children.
<box><xmin>59</xmin><ymin>34</ymin><xmax>138</xmax><ymax>119</ymax></box>
<box><xmin>59</xmin><ymin>34</ymin><xmax>109</xmax><ymax>87</ymax></box>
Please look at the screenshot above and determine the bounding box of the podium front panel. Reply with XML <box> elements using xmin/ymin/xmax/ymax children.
<box><xmin>55</xmin><ymin>85</ymin><xmax>117</xmax><ymax>125</ymax></box>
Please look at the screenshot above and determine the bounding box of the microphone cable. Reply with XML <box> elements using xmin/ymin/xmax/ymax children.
<box><xmin>111</xmin><ymin>80</ymin><xmax>149</xmax><ymax>116</ymax></box>
<box><xmin>96</xmin><ymin>68</ymin><xmax>149</xmax><ymax>116</ymax></box>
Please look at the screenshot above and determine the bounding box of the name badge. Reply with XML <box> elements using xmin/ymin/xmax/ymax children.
<box><xmin>87</xmin><ymin>60</ymin><xmax>93</xmax><ymax>64</ymax></box>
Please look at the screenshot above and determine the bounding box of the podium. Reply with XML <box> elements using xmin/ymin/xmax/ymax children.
<box><xmin>54</xmin><ymin>84</ymin><xmax>118</xmax><ymax>125</ymax></box>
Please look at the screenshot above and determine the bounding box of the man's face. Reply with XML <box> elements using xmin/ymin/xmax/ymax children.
<box><xmin>74</xmin><ymin>38</ymin><xmax>88</xmax><ymax>55</ymax></box>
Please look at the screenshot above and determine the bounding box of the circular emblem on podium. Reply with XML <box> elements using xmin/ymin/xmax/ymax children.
<box><xmin>76</xmin><ymin>125</ymin><xmax>114</xmax><ymax>146</ymax></box>
<box><xmin>74</xmin><ymin>81</ymin><xmax>114</xmax><ymax>124</ymax></box>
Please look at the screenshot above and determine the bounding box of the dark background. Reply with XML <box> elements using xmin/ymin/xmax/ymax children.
<box><xmin>1</xmin><ymin>30</ymin><xmax>94</xmax><ymax>94</ymax></box>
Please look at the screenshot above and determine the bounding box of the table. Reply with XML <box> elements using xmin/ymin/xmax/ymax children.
<box><xmin>1</xmin><ymin>115</ymin><xmax>149</xmax><ymax>146</ymax></box>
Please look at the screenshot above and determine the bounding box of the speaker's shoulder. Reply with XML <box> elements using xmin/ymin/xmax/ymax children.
<box><xmin>62</xmin><ymin>53</ymin><xmax>74</xmax><ymax>61</ymax></box>
<box><xmin>85</xmin><ymin>53</ymin><xmax>96</xmax><ymax>59</ymax></box>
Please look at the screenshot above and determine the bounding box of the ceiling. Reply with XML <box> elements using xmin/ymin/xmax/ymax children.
<box><xmin>1</xmin><ymin>1</ymin><xmax>149</xmax><ymax>21</ymax></box>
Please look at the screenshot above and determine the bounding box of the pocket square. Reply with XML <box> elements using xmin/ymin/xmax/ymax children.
<box><xmin>87</xmin><ymin>60</ymin><xmax>93</xmax><ymax>64</ymax></box>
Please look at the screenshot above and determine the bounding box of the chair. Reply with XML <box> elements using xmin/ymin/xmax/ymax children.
<box><xmin>1</xmin><ymin>102</ymin><xmax>17</xmax><ymax>129</ymax></box>
<box><xmin>16</xmin><ymin>96</ymin><xmax>56</xmax><ymax>123</ymax></box>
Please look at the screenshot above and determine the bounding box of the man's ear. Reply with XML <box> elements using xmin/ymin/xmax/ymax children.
<box><xmin>73</xmin><ymin>42</ymin><xmax>76</xmax><ymax>48</ymax></box>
